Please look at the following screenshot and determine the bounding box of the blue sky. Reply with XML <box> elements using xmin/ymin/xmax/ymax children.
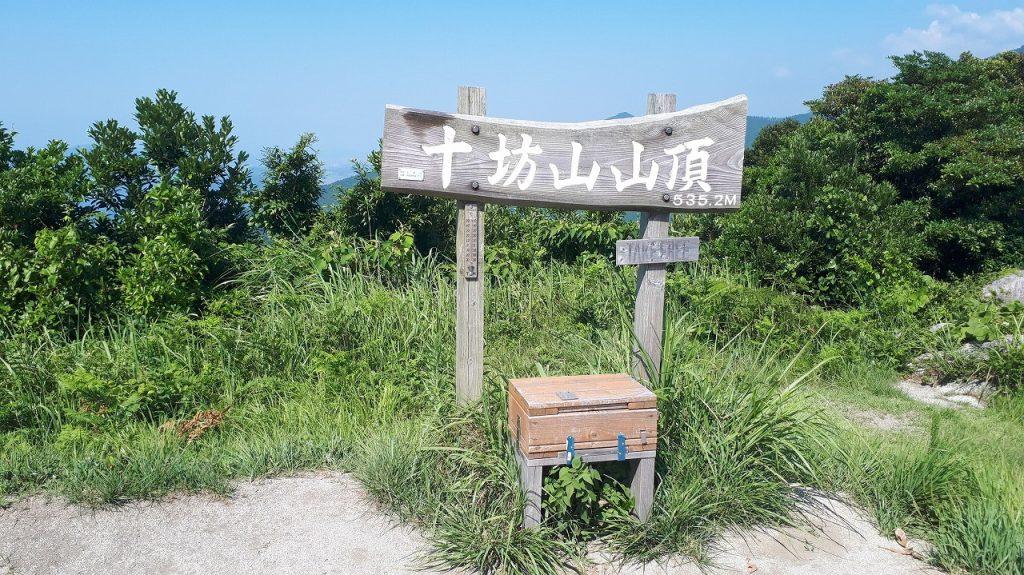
<box><xmin>2</xmin><ymin>1</ymin><xmax>1023</xmax><ymax>181</ymax></box>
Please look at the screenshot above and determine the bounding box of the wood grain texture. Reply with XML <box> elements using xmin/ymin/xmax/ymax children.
<box><xmin>516</xmin><ymin>448</ymin><xmax>543</xmax><ymax>527</ymax></box>
<box><xmin>631</xmin><ymin>94</ymin><xmax>677</xmax><ymax>384</ymax></box>
<box><xmin>616</xmin><ymin>237</ymin><xmax>699</xmax><ymax>266</ymax></box>
<box><xmin>381</xmin><ymin>95</ymin><xmax>747</xmax><ymax>212</ymax></box>
<box><xmin>508</xmin><ymin>373</ymin><xmax>656</xmax><ymax>415</ymax></box>
<box><xmin>455</xmin><ymin>87</ymin><xmax>485</xmax><ymax>405</ymax></box>
<box><xmin>630</xmin><ymin>457</ymin><xmax>656</xmax><ymax>520</ymax></box>
<box><xmin>509</xmin><ymin>400</ymin><xmax>658</xmax><ymax>455</ymax></box>
<box><xmin>527</xmin><ymin>436</ymin><xmax>657</xmax><ymax>456</ymax></box>
<box><xmin>519</xmin><ymin>445</ymin><xmax>655</xmax><ymax>467</ymax></box>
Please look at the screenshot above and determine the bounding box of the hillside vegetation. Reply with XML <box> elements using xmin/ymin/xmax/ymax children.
<box><xmin>2</xmin><ymin>50</ymin><xmax>1024</xmax><ymax>574</ymax></box>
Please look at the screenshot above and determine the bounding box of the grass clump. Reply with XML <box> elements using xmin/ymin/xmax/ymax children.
<box><xmin>933</xmin><ymin>469</ymin><xmax>1024</xmax><ymax>575</ymax></box>
<box><xmin>607</xmin><ymin>328</ymin><xmax>829</xmax><ymax>563</ymax></box>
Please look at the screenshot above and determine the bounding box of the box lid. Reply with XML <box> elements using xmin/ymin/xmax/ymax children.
<box><xmin>508</xmin><ymin>373</ymin><xmax>656</xmax><ymax>416</ymax></box>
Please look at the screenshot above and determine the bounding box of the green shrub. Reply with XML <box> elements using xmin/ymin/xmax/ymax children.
<box><xmin>335</xmin><ymin>147</ymin><xmax>457</xmax><ymax>256</ymax></box>
<box><xmin>809</xmin><ymin>51</ymin><xmax>1024</xmax><ymax>278</ymax></box>
<box><xmin>120</xmin><ymin>237</ymin><xmax>204</xmax><ymax>318</ymax></box>
<box><xmin>22</xmin><ymin>226</ymin><xmax>121</xmax><ymax>329</ymax></box>
<box><xmin>542</xmin><ymin>458</ymin><xmax>633</xmax><ymax>538</ymax></box>
<box><xmin>246</xmin><ymin>133</ymin><xmax>324</xmax><ymax>236</ymax></box>
<box><xmin>712</xmin><ymin>119</ymin><xmax>929</xmax><ymax>306</ymax></box>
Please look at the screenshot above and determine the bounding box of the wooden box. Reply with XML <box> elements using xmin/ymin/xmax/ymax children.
<box><xmin>508</xmin><ymin>373</ymin><xmax>658</xmax><ymax>460</ymax></box>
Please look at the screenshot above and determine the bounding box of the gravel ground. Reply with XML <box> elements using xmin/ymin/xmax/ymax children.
<box><xmin>0</xmin><ymin>473</ymin><xmax>940</xmax><ymax>575</ymax></box>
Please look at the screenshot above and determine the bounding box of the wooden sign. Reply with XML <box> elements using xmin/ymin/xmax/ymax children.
<box><xmin>615</xmin><ymin>237</ymin><xmax>699</xmax><ymax>266</ymax></box>
<box><xmin>381</xmin><ymin>95</ymin><xmax>747</xmax><ymax>213</ymax></box>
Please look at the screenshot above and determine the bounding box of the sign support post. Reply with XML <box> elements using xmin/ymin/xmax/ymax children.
<box><xmin>455</xmin><ymin>86</ymin><xmax>486</xmax><ymax>405</ymax></box>
<box><xmin>631</xmin><ymin>93</ymin><xmax>676</xmax><ymax>385</ymax></box>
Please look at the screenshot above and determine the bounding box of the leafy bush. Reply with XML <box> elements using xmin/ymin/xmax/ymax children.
<box><xmin>720</xmin><ymin>120</ymin><xmax>930</xmax><ymax>305</ymax></box>
<box><xmin>247</xmin><ymin>133</ymin><xmax>324</xmax><ymax>236</ymax></box>
<box><xmin>809</xmin><ymin>51</ymin><xmax>1024</xmax><ymax>278</ymax></box>
<box><xmin>336</xmin><ymin>147</ymin><xmax>457</xmax><ymax>256</ymax></box>
<box><xmin>22</xmin><ymin>226</ymin><xmax>121</xmax><ymax>329</ymax></box>
<box><xmin>118</xmin><ymin>184</ymin><xmax>215</xmax><ymax>318</ymax></box>
<box><xmin>542</xmin><ymin>458</ymin><xmax>633</xmax><ymax>538</ymax></box>
<box><xmin>84</xmin><ymin>89</ymin><xmax>253</xmax><ymax>241</ymax></box>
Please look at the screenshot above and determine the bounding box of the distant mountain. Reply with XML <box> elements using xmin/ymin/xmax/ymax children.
<box><xmin>320</xmin><ymin>173</ymin><xmax>366</xmax><ymax>206</ymax></box>
<box><xmin>1015</xmin><ymin>45</ymin><xmax>1024</xmax><ymax>54</ymax></box>
<box><xmin>607</xmin><ymin>111</ymin><xmax>811</xmax><ymax>147</ymax></box>
<box><xmin>746</xmin><ymin>113</ymin><xmax>811</xmax><ymax>147</ymax></box>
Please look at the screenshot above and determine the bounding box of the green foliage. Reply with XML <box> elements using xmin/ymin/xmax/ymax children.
<box><xmin>923</xmin><ymin>299</ymin><xmax>1024</xmax><ymax>390</ymax></box>
<box><xmin>117</xmin><ymin>184</ymin><xmax>217</xmax><ymax>318</ymax></box>
<box><xmin>83</xmin><ymin>89</ymin><xmax>252</xmax><ymax>240</ymax></box>
<box><xmin>247</xmin><ymin>133</ymin><xmax>324</xmax><ymax>236</ymax></box>
<box><xmin>848</xmin><ymin>417</ymin><xmax>976</xmax><ymax>534</ymax></box>
<box><xmin>536</xmin><ymin>211</ymin><xmax>635</xmax><ymax>263</ymax></box>
<box><xmin>542</xmin><ymin>458</ymin><xmax>633</xmax><ymax>537</ymax></box>
<box><xmin>22</xmin><ymin>226</ymin><xmax>121</xmax><ymax>329</ymax></box>
<box><xmin>119</xmin><ymin>237</ymin><xmax>203</xmax><ymax>318</ymax></box>
<box><xmin>932</xmin><ymin>470</ymin><xmax>1024</xmax><ymax>575</ymax></box>
<box><xmin>712</xmin><ymin>119</ymin><xmax>929</xmax><ymax>305</ymax></box>
<box><xmin>809</xmin><ymin>51</ymin><xmax>1024</xmax><ymax>277</ymax></box>
<box><xmin>0</xmin><ymin>139</ymin><xmax>88</xmax><ymax>245</ymax></box>
<box><xmin>336</xmin><ymin>146</ymin><xmax>457</xmax><ymax>255</ymax></box>
<box><xmin>0</xmin><ymin>91</ymin><xmax>258</xmax><ymax>329</ymax></box>
<box><xmin>0</xmin><ymin>131</ymin><xmax>107</xmax><ymax>326</ymax></box>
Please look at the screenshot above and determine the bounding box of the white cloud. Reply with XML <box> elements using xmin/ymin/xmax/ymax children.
<box><xmin>773</xmin><ymin>66</ymin><xmax>792</xmax><ymax>78</ymax></box>
<box><xmin>885</xmin><ymin>4</ymin><xmax>1024</xmax><ymax>55</ymax></box>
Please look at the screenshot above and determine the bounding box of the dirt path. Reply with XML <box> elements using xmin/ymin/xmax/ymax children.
<box><xmin>0</xmin><ymin>473</ymin><xmax>940</xmax><ymax>575</ymax></box>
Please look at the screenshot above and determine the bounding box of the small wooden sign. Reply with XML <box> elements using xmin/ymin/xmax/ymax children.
<box><xmin>381</xmin><ymin>95</ymin><xmax>747</xmax><ymax>213</ymax></box>
<box><xmin>615</xmin><ymin>237</ymin><xmax>699</xmax><ymax>266</ymax></box>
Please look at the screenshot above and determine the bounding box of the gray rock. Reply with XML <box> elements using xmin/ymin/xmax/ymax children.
<box><xmin>981</xmin><ymin>334</ymin><xmax>1023</xmax><ymax>350</ymax></box>
<box><xmin>983</xmin><ymin>270</ymin><xmax>1024</xmax><ymax>304</ymax></box>
<box><xmin>897</xmin><ymin>378</ymin><xmax>994</xmax><ymax>409</ymax></box>
<box><xmin>929</xmin><ymin>322</ymin><xmax>952</xmax><ymax>333</ymax></box>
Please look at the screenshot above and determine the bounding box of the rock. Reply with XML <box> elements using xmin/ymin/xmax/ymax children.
<box><xmin>897</xmin><ymin>378</ymin><xmax>994</xmax><ymax>409</ymax></box>
<box><xmin>983</xmin><ymin>270</ymin><xmax>1024</xmax><ymax>304</ymax></box>
<box><xmin>929</xmin><ymin>322</ymin><xmax>951</xmax><ymax>333</ymax></box>
<box><xmin>981</xmin><ymin>335</ymin><xmax>1023</xmax><ymax>350</ymax></box>
<box><xmin>911</xmin><ymin>352</ymin><xmax>934</xmax><ymax>365</ymax></box>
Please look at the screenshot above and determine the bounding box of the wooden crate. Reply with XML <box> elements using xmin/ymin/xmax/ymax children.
<box><xmin>508</xmin><ymin>373</ymin><xmax>658</xmax><ymax>460</ymax></box>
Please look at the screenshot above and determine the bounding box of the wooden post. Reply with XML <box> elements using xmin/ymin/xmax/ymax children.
<box><xmin>456</xmin><ymin>86</ymin><xmax>486</xmax><ymax>405</ymax></box>
<box><xmin>629</xmin><ymin>457</ymin><xmax>655</xmax><ymax>521</ymax></box>
<box><xmin>631</xmin><ymin>93</ymin><xmax>676</xmax><ymax>385</ymax></box>
<box><xmin>516</xmin><ymin>449</ymin><xmax>543</xmax><ymax>527</ymax></box>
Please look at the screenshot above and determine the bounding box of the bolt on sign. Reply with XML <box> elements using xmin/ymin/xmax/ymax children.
<box><xmin>381</xmin><ymin>95</ymin><xmax>747</xmax><ymax>213</ymax></box>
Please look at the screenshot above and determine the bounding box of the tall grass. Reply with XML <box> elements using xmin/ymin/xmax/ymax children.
<box><xmin>2</xmin><ymin>243</ymin><xmax>1021</xmax><ymax>573</ymax></box>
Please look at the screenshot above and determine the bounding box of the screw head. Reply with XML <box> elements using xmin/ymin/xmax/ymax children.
<box><xmin>662</xmin><ymin>194</ymin><xmax>671</xmax><ymax>202</ymax></box>
<box><xmin>471</xmin><ymin>180</ymin><xmax>480</xmax><ymax>190</ymax></box>
<box><xmin>471</xmin><ymin>125</ymin><xmax>480</xmax><ymax>135</ymax></box>
<box><xmin>664</xmin><ymin>126</ymin><xmax>673</xmax><ymax>136</ymax></box>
